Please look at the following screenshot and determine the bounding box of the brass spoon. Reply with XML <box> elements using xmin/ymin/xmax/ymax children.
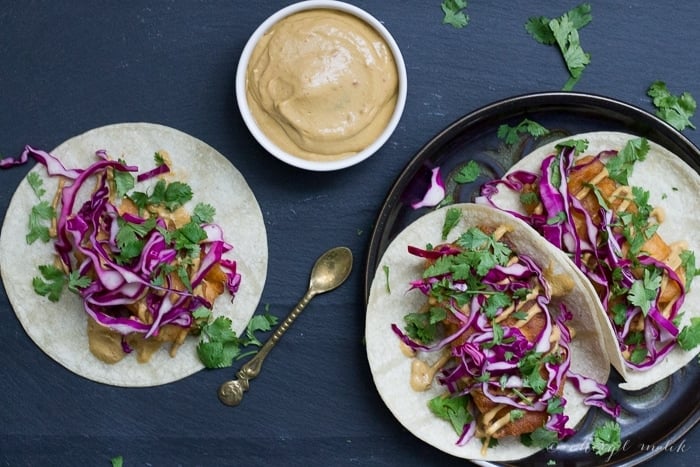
<box><xmin>218</xmin><ymin>246</ymin><xmax>353</xmax><ymax>406</ymax></box>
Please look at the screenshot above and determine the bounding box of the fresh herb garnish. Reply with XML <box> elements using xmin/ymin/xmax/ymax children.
<box><xmin>441</xmin><ymin>0</ymin><xmax>469</xmax><ymax>29</ymax></box>
<box><xmin>678</xmin><ymin>317</ymin><xmax>700</xmax><ymax>351</ymax></box>
<box><xmin>404</xmin><ymin>307</ymin><xmax>446</xmax><ymax>343</ymax></box>
<box><xmin>647</xmin><ymin>81</ymin><xmax>697</xmax><ymax>131</ymax></box>
<box><xmin>195</xmin><ymin>308</ymin><xmax>278</xmax><ymax>368</ymax></box>
<box><xmin>679</xmin><ymin>250</ymin><xmax>699</xmax><ymax>291</ymax></box>
<box><xmin>129</xmin><ymin>179</ymin><xmax>193</xmax><ymax>212</ymax></box>
<box><xmin>591</xmin><ymin>420</ymin><xmax>622</xmax><ymax>456</ymax></box>
<box><xmin>113</xmin><ymin>160</ymin><xmax>135</xmax><ymax>199</ymax></box>
<box><xmin>27</xmin><ymin>171</ymin><xmax>46</xmax><ymax>198</ymax></box>
<box><xmin>605</xmin><ymin>137</ymin><xmax>649</xmax><ymax>185</ymax></box>
<box><xmin>521</xmin><ymin>426</ymin><xmax>559</xmax><ymax>449</ymax></box>
<box><xmin>497</xmin><ymin>119</ymin><xmax>550</xmax><ymax>145</ymax></box>
<box><xmin>627</xmin><ymin>267</ymin><xmax>662</xmax><ymax>315</ymax></box>
<box><xmin>442</xmin><ymin>207</ymin><xmax>461</xmax><ymax>240</ymax></box>
<box><xmin>525</xmin><ymin>3</ymin><xmax>592</xmax><ymax>91</ymax></box>
<box><xmin>383</xmin><ymin>264</ymin><xmax>391</xmax><ymax>293</ymax></box>
<box><xmin>428</xmin><ymin>393</ymin><xmax>472</xmax><ymax>434</ymax></box>
<box><xmin>32</xmin><ymin>264</ymin><xmax>67</xmax><ymax>302</ymax></box>
<box><xmin>26</xmin><ymin>200</ymin><xmax>55</xmax><ymax>244</ymax></box>
<box><xmin>453</xmin><ymin>160</ymin><xmax>481</xmax><ymax>184</ymax></box>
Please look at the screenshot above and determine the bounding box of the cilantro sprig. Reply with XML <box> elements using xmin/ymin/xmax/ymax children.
<box><xmin>25</xmin><ymin>171</ymin><xmax>56</xmax><ymax>245</ymax></box>
<box><xmin>591</xmin><ymin>420</ymin><xmax>622</xmax><ymax>456</ymax></box>
<box><xmin>441</xmin><ymin>0</ymin><xmax>469</xmax><ymax>29</ymax></box>
<box><xmin>428</xmin><ymin>394</ymin><xmax>473</xmax><ymax>434</ymax></box>
<box><xmin>526</xmin><ymin>3</ymin><xmax>592</xmax><ymax>91</ymax></box>
<box><xmin>647</xmin><ymin>81</ymin><xmax>697</xmax><ymax>131</ymax></box>
<box><xmin>498</xmin><ymin>119</ymin><xmax>550</xmax><ymax>145</ymax></box>
<box><xmin>32</xmin><ymin>265</ymin><xmax>91</xmax><ymax>302</ymax></box>
<box><xmin>195</xmin><ymin>307</ymin><xmax>278</xmax><ymax>368</ymax></box>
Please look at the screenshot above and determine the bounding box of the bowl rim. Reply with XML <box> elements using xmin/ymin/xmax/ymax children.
<box><xmin>235</xmin><ymin>0</ymin><xmax>408</xmax><ymax>172</ymax></box>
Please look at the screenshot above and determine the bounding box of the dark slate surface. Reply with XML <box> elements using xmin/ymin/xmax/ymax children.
<box><xmin>1</xmin><ymin>1</ymin><xmax>698</xmax><ymax>466</ymax></box>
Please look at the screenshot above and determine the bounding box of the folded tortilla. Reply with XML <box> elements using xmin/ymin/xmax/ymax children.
<box><xmin>0</xmin><ymin>123</ymin><xmax>268</xmax><ymax>387</ymax></box>
<box><xmin>365</xmin><ymin>203</ymin><xmax>611</xmax><ymax>461</ymax></box>
<box><xmin>482</xmin><ymin>131</ymin><xmax>700</xmax><ymax>390</ymax></box>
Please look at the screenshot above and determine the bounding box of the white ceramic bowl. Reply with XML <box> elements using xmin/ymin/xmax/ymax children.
<box><xmin>236</xmin><ymin>0</ymin><xmax>407</xmax><ymax>171</ymax></box>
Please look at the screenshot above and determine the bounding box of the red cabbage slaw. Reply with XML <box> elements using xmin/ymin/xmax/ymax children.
<box><xmin>477</xmin><ymin>144</ymin><xmax>686</xmax><ymax>371</ymax></box>
<box><xmin>2</xmin><ymin>146</ymin><xmax>241</xmax><ymax>344</ymax></box>
<box><xmin>392</xmin><ymin>234</ymin><xmax>619</xmax><ymax>447</ymax></box>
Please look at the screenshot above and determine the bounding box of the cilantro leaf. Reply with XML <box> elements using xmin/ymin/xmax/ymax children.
<box><xmin>627</xmin><ymin>267</ymin><xmax>662</xmax><ymax>315</ymax></box>
<box><xmin>591</xmin><ymin>420</ymin><xmax>622</xmax><ymax>456</ymax></box>
<box><xmin>428</xmin><ymin>394</ymin><xmax>472</xmax><ymax>434</ymax></box>
<box><xmin>556</xmin><ymin>138</ymin><xmax>588</xmax><ymax>154</ymax></box>
<box><xmin>383</xmin><ymin>264</ymin><xmax>391</xmax><ymax>293</ymax></box>
<box><xmin>521</xmin><ymin>427</ymin><xmax>559</xmax><ymax>449</ymax></box>
<box><xmin>497</xmin><ymin>118</ymin><xmax>550</xmax><ymax>145</ymax></box>
<box><xmin>192</xmin><ymin>202</ymin><xmax>216</xmax><ymax>224</ymax></box>
<box><xmin>441</xmin><ymin>0</ymin><xmax>469</xmax><ymax>29</ymax></box>
<box><xmin>128</xmin><ymin>179</ymin><xmax>193</xmax><ymax>212</ymax></box>
<box><xmin>27</xmin><ymin>172</ymin><xmax>46</xmax><ymax>198</ymax></box>
<box><xmin>32</xmin><ymin>264</ymin><xmax>67</xmax><ymax>302</ymax></box>
<box><xmin>26</xmin><ymin>200</ymin><xmax>55</xmax><ymax>244</ymax></box>
<box><xmin>196</xmin><ymin>312</ymin><xmax>279</xmax><ymax>368</ymax></box>
<box><xmin>113</xmin><ymin>160</ymin><xmax>135</xmax><ymax>198</ymax></box>
<box><xmin>404</xmin><ymin>307</ymin><xmax>446</xmax><ymax>343</ymax></box>
<box><xmin>679</xmin><ymin>250</ymin><xmax>699</xmax><ymax>291</ymax></box>
<box><xmin>111</xmin><ymin>456</ymin><xmax>124</xmax><ymax>467</ymax></box>
<box><xmin>67</xmin><ymin>271</ymin><xmax>92</xmax><ymax>293</ymax></box>
<box><xmin>114</xmin><ymin>217</ymin><xmax>158</xmax><ymax>264</ymax></box>
<box><xmin>648</xmin><ymin>81</ymin><xmax>697</xmax><ymax>131</ymax></box>
<box><xmin>526</xmin><ymin>3</ymin><xmax>592</xmax><ymax>91</ymax></box>
<box><xmin>442</xmin><ymin>207</ymin><xmax>461</xmax><ymax>240</ymax></box>
<box><xmin>453</xmin><ymin>160</ymin><xmax>481</xmax><ymax>184</ymax></box>
<box><xmin>678</xmin><ymin>317</ymin><xmax>700</xmax><ymax>351</ymax></box>
<box><xmin>518</xmin><ymin>351</ymin><xmax>547</xmax><ymax>394</ymax></box>
<box><xmin>605</xmin><ymin>137</ymin><xmax>649</xmax><ymax>185</ymax></box>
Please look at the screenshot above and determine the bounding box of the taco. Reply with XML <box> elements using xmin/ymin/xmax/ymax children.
<box><xmin>0</xmin><ymin>123</ymin><xmax>268</xmax><ymax>387</ymax></box>
<box><xmin>365</xmin><ymin>203</ymin><xmax>617</xmax><ymax>462</ymax></box>
<box><xmin>478</xmin><ymin>131</ymin><xmax>700</xmax><ymax>390</ymax></box>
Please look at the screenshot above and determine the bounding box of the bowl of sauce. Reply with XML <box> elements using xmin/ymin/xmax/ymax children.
<box><xmin>236</xmin><ymin>0</ymin><xmax>407</xmax><ymax>171</ymax></box>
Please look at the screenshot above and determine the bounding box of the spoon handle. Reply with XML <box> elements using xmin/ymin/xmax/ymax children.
<box><xmin>218</xmin><ymin>289</ymin><xmax>315</xmax><ymax>406</ymax></box>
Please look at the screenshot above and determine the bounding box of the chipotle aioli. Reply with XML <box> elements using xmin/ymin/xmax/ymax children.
<box><xmin>245</xmin><ymin>9</ymin><xmax>399</xmax><ymax>161</ymax></box>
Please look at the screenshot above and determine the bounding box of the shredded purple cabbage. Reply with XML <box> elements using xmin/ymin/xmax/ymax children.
<box><xmin>4</xmin><ymin>145</ymin><xmax>241</xmax><ymax>340</ymax></box>
<box><xmin>394</xmin><ymin>237</ymin><xmax>619</xmax><ymax>447</ymax></box>
<box><xmin>477</xmin><ymin>144</ymin><xmax>687</xmax><ymax>371</ymax></box>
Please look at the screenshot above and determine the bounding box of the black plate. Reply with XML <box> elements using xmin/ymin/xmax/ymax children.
<box><xmin>364</xmin><ymin>92</ymin><xmax>700</xmax><ymax>466</ymax></box>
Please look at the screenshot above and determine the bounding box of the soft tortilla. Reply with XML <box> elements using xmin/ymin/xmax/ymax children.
<box><xmin>484</xmin><ymin>131</ymin><xmax>700</xmax><ymax>390</ymax></box>
<box><xmin>365</xmin><ymin>203</ymin><xmax>611</xmax><ymax>461</ymax></box>
<box><xmin>0</xmin><ymin>123</ymin><xmax>268</xmax><ymax>387</ymax></box>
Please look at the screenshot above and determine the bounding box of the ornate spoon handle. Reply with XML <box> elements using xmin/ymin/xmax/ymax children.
<box><xmin>218</xmin><ymin>290</ymin><xmax>315</xmax><ymax>406</ymax></box>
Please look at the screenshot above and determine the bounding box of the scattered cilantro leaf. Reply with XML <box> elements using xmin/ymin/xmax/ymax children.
<box><xmin>113</xmin><ymin>160</ymin><xmax>135</xmax><ymax>198</ymax></box>
<box><xmin>27</xmin><ymin>172</ymin><xmax>46</xmax><ymax>198</ymax></box>
<box><xmin>591</xmin><ymin>420</ymin><xmax>622</xmax><ymax>456</ymax></box>
<box><xmin>605</xmin><ymin>137</ymin><xmax>649</xmax><ymax>185</ymax></box>
<box><xmin>647</xmin><ymin>81</ymin><xmax>697</xmax><ymax>131</ymax></box>
<box><xmin>453</xmin><ymin>161</ymin><xmax>481</xmax><ymax>184</ymax></box>
<box><xmin>428</xmin><ymin>394</ymin><xmax>472</xmax><ymax>434</ymax></box>
<box><xmin>678</xmin><ymin>317</ymin><xmax>700</xmax><ymax>351</ymax></box>
<box><xmin>191</xmin><ymin>202</ymin><xmax>216</xmax><ymax>224</ymax></box>
<box><xmin>525</xmin><ymin>3</ymin><xmax>592</xmax><ymax>91</ymax></box>
<box><xmin>556</xmin><ymin>138</ymin><xmax>588</xmax><ymax>154</ymax></box>
<box><xmin>111</xmin><ymin>456</ymin><xmax>124</xmax><ymax>467</ymax></box>
<box><xmin>679</xmin><ymin>250</ymin><xmax>699</xmax><ymax>291</ymax></box>
<box><xmin>441</xmin><ymin>0</ymin><xmax>469</xmax><ymax>29</ymax></box>
<box><xmin>154</xmin><ymin>151</ymin><xmax>167</xmax><ymax>166</ymax></box>
<box><xmin>196</xmin><ymin>312</ymin><xmax>278</xmax><ymax>368</ymax></box>
<box><xmin>67</xmin><ymin>271</ymin><xmax>92</xmax><ymax>293</ymax></box>
<box><xmin>383</xmin><ymin>264</ymin><xmax>391</xmax><ymax>293</ymax></box>
<box><xmin>497</xmin><ymin>119</ymin><xmax>550</xmax><ymax>145</ymax></box>
<box><xmin>627</xmin><ymin>267</ymin><xmax>662</xmax><ymax>315</ymax></box>
<box><xmin>442</xmin><ymin>207</ymin><xmax>461</xmax><ymax>240</ymax></box>
<box><xmin>521</xmin><ymin>427</ymin><xmax>559</xmax><ymax>449</ymax></box>
<box><xmin>32</xmin><ymin>264</ymin><xmax>67</xmax><ymax>302</ymax></box>
<box><xmin>26</xmin><ymin>200</ymin><xmax>55</xmax><ymax>244</ymax></box>
<box><xmin>128</xmin><ymin>179</ymin><xmax>193</xmax><ymax>212</ymax></box>
<box><xmin>404</xmin><ymin>307</ymin><xmax>446</xmax><ymax>343</ymax></box>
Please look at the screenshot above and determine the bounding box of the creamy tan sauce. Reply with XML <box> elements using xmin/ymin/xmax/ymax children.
<box><xmin>409</xmin><ymin>353</ymin><xmax>450</xmax><ymax>392</ymax></box>
<box><xmin>246</xmin><ymin>9</ymin><xmax>399</xmax><ymax>161</ymax></box>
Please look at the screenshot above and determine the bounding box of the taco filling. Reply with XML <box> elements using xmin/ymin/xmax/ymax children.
<box><xmin>393</xmin><ymin>213</ymin><xmax>617</xmax><ymax>452</ymax></box>
<box><xmin>0</xmin><ymin>123</ymin><xmax>267</xmax><ymax>387</ymax></box>
<box><xmin>365</xmin><ymin>204</ymin><xmax>617</xmax><ymax>461</ymax></box>
<box><xmin>478</xmin><ymin>132</ymin><xmax>700</xmax><ymax>387</ymax></box>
